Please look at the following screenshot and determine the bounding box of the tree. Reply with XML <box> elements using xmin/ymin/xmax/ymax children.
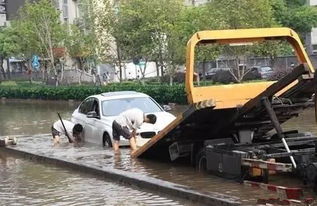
<box><xmin>11</xmin><ymin>0</ymin><xmax>67</xmax><ymax>85</ymax></box>
<box><xmin>94</xmin><ymin>0</ymin><xmax>127</xmax><ymax>82</ymax></box>
<box><xmin>271</xmin><ymin>0</ymin><xmax>317</xmax><ymax>34</ymax></box>
<box><xmin>64</xmin><ymin>25</ymin><xmax>96</xmax><ymax>84</ymax></box>
<box><xmin>270</xmin><ymin>0</ymin><xmax>317</xmax><ymax>54</ymax></box>
<box><xmin>0</xmin><ymin>27</ymin><xmax>21</xmax><ymax>81</ymax></box>
<box><xmin>113</xmin><ymin>0</ymin><xmax>185</xmax><ymax>82</ymax></box>
<box><xmin>207</xmin><ymin>0</ymin><xmax>275</xmax><ymax>29</ymax></box>
<box><xmin>203</xmin><ymin>0</ymin><xmax>277</xmax><ymax>83</ymax></box>
<box><xmin>177</xmin><ymin>6</ymin><xmax>224</xmax><ymax>82</ymax></box>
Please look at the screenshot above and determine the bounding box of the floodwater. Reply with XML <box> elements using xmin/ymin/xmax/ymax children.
<box><xmin>1</xmin><ymin>99</ymin><xmax>317</xmax><ymax>205</ymax></box>
<box><xmin>0</xmin><ymin>152</ymin><xmax>189</xmax><ymax>206</ymax></box>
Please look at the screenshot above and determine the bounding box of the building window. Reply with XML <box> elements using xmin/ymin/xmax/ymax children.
<box><xmin>63</xmin><ymin>0</ymin><xmax>68</xmax><ymax>21</ymax></box>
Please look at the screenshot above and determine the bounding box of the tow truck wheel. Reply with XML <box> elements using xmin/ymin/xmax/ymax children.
<box><xmin>103</xmin><ymin>133</ymin><xmax>113</xmax><ymax>148</ymax></box>
<box><xmin>196</xmin><ymin>149</ymin><xmax>207</xmax><ymax>172</ymax></box>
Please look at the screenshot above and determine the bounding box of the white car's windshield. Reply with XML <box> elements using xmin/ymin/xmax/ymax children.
<box><xmin>102</xmin><ymin>97</ymin><xmax>162</xmax><ymax>116</ymax></box>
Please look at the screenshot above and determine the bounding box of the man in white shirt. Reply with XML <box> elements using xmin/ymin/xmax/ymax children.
<box><xmin>51</xmin><ymin>120</ymin><xmax>83</xmax><ymax>145</ymax></box>
<box><xmin>112</xmin><ymin>108</ymin><xmax>157</xmax><ymax>154</ymax></box>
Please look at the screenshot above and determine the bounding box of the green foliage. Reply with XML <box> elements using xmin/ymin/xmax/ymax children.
<box><xmin>0</xmin><ymin>27</ymin><xmax>21</xmax><ymax>59</ymax></box>
<box><xmin>270</xmin><ymin>0</ymin><xmax>317</xmax><ymax>33</ymax></box>
<box><xmin>113</xmin><ymin>0</ymin><xmax>185</xmax><ymax>79</ymax></box>
<box><xmin>72</xmin><ymin>0</ymin><xmax>112</xmax><ymax>64</ymax></box>
<box><xmin>0</xmin><ymin>83</ymin><xmax>187</xmax><ymax>104</ymax></box>
<box><xmin>65</xmin><ymin>25</ymin><xmax>94</xmax><ymax>59</ymax></box>
<box><xmin>207</xmin><ymin>0</ymin><xmax>275</xmax><ymax>29</ymax></box>
<box><xmin>9</xmin><ymin>0</ymin><xmax>67</xmax><ymax>73</ymax></box>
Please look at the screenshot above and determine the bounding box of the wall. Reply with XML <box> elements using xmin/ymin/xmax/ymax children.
<box><xmin>310</xmin><ymin>0</ymin><xmax>317</xmax><ymax>6</ymax></box>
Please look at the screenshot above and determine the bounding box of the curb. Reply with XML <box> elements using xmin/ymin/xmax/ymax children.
<box><xmin>0</xmin><ymin>146</ymin><xmax>241</xmax><ymax>206</ymax></box>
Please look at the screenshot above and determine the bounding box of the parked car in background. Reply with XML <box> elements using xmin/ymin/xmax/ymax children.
<box><xmin>204</xmin><ymin>67</ymin><xmax>234</xmax><ymax>83</ymax></box>
<box><xmin>71</xmin><ymin>91</ymin><xmax>176</xmax><ymax>148</ymax></box>
<box><xmin>249</xmin><ymin>66</ymin><xmax>273</xmax><ymax>79</ymax></box>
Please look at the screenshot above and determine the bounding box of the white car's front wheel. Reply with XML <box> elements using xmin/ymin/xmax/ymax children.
<box><xmin>103</xmin><ymin>133</ymin><xmax>113</xmax><ymax>148</ymax></box>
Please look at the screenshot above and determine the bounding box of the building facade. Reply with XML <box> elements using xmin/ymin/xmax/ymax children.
<box><xmin>1</xmin><ymin>0</ymin><xmax>78</xmax><ymax>26</ymax></box>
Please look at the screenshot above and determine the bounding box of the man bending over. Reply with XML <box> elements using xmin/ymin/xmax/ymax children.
<box><xmin>112</xmin><ymin>108</ymin><xmax>156</xmax><ymax>154</ymax></box>
<box><xmin>51</xmin><ymin>120</ymin><xmax>83</xmax><ymax>145</ymax></box>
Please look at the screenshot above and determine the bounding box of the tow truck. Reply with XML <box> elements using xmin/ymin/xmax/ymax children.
<box><xmin>132</xmin><ymin>28</ymin><xmax>317</xmax><ymax>192</ymax></box>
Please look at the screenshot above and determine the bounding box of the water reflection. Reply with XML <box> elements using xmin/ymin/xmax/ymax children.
<box><xmin>0</xmin><ymin>152</ymin><xmax>189</xmax><ymax>206</ymax></box>
<box><xmin>0</xmin><ymin>99</ymin><xmax>78</xmax><ymax>136</ymax></box>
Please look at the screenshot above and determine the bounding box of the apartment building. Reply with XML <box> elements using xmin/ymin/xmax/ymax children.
<box><xmin>0</xmin><ymin>0</ymin><xmax>78</xmax><ymax>26</ymax></box>
<box><xmin>54</xmin><ymin>0</ymin><xmax>79</xmax><ymax>24</ymax></box>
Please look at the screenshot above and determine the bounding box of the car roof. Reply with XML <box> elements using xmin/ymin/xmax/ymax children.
<box><xmin>88</xmin><ymin>91</ymin><xmax>150</xmax><ymax>101</ymax></box>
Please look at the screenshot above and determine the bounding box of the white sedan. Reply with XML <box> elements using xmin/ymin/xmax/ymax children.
<box><xmin>71</xmin><ymin>91</ymin><xmax>176</xmax><ymax>147</ymax></box>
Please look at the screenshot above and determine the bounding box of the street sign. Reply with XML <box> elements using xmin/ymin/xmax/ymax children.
<box><xmin>32</xmin><ymin>55</ymin><xmax>40</xmax><ymax>71</ymax></box>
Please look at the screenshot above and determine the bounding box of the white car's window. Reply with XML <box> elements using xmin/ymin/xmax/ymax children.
<box><xmin>79</xmin><ymin>98</ymin><xmax>94</xmax><ymax>114</ymax></box>
<box><xmin>102</xmin><ymin>97</ymin><xmax>162</xmax><ymax>116</ymax></box>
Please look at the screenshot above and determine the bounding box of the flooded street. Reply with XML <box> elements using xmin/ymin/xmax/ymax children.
<box><xmin>0</xmin><ymin>152</ymin><xmax>188</xmax><ymax>206</ymax></box>
<box><xmin>1</xmin><ymin>99</ymin><xmax>317</xmax><ymax>205</ymax></box>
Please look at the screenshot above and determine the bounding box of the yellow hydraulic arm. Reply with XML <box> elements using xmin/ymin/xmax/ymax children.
<box><xmin>185</xmin><ymin>28</ymin><xmax>315</xmax><ymax>108</ymax></box>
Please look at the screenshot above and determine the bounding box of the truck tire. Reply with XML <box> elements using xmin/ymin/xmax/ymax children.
<box><xmin>196</xmin><ymin>149</ymin><xmax>207</xmax><ymax>172</ymax></box>
<box><xmin>103</xmin><ymin>133</ymin><xmax>112</xmax><ymax>148</ymax></box>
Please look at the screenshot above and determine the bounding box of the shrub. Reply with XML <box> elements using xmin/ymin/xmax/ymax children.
<box><xmin>0</xmin><ymin>82</ymin><xmax>187</xmax><ymax>104</ymax></box>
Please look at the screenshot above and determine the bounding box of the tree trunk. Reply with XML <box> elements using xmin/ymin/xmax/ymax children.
<box><xmin>158</xmin><ymin>42</ymin><xmax>164</xmax><ymax>81</ymax></box>
<box><xmin>0</xmin><ymin>57</ymin><xmax>6</xmax><ymax>80</ymax></box>
<box><xmin>60</xmin><ymin>61</ymin><xmax>64</xmax><ymax>84</ymax></box>
<box><xmin>96</xmin><ymin>74</ymin><xmax>102</xmax><ymax>86</ymax></box>
<box><xmin>140</xmin><ymin>60</ymin><xmax>147</xmax><ymax>79</ymax></box>
<box><xmin>78</xmin><ymin>58</ymin><xmax>83</xmax><ymax>85</ymax></box>
<box><xmin>116</xmin><ymin>44</ymin><xmax>123</xmax><ymax>82</ymax></box>
<box><xmin>6</xmin><ymin>59</ymin><xmax>10</xmax><ymax>79</ymax></box>
<box><xmin>169</xmin><ymin>75</ymin><xmax>173</xmax><ymax>86</ymax></box>
<box><xmin>202</xmin><ymin>60</ymin><xmax>206</xmax><ymax>82</ymax></box>
<box><xmin>43</xmin><ymin>62</ymin><xmax>48</xmax><ymax>83</ymax></box>
<box><xmin>28</xmin><ymin>60</ymin><xmax>33</xmax><ymax>84</ymax></box>
<box><xmin>7</xmin><ymin>59</ymin><xmax>11</xmax><ymax>80</ymax></box>
<box><xmin>52</xmin><ymin>62</ymin><xmax>58</xmax><ymax>86</ymax></box>
<box><xmin>155</xmin><ymin>61</ymin><xmax>160</xmax><ymax>82</ymax></box>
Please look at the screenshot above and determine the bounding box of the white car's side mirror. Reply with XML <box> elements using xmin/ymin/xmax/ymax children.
<box><xmin>87</xmin><ymin>111</ymin><xmax>99</xmax><ymax>119</ymax></box>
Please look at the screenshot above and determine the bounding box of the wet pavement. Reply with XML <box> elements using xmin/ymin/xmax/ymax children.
<box><xmin>0</xmin><ymin>151</ymin><xmax>190</xmax><ymax>206</ymax></box>
<box><xmin>1</xmin><ymin>133</ymin><xmax>307</xmax><ymax>205</ymax></box>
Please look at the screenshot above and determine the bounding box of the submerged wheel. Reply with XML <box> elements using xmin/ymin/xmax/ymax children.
<box><xmin>196</xmin><ymin>149</ymin><xmax>207</xmax><ymax>172</ymax></box>
<box><xmin>103</xmin><ymin>133</ymin><xmax>113</xmax><ymax>148</ymax></box>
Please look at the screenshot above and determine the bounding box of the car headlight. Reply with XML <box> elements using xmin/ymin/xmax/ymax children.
<box><xmin>140</xmin><ymin>132</ymin><xmax>156</xmax><ymax>139</ymax></box>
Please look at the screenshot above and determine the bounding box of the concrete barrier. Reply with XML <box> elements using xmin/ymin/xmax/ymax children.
<box><xmin>0</xmin><ymin>146</ymin><xmax>241</xmax><ymax>206</ymax></box>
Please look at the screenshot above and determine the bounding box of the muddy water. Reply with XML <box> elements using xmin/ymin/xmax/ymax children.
<box><xmin>1</xmin><ymin>99</ymin><xmax>317</xmax><ymax>205</ymax></box>
<box><xmin>0</xmin><ymin>152</ymin><xmax>188</xmax><ymax>206</ymax></box>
